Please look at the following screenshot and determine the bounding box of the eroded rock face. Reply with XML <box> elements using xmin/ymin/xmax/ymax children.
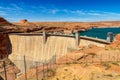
<box><xmin>0</xmin><ymin>33</ymin><xmax>11</xmax><ymax>59</ymax></box>
<box><xmin>106</xmin><ymin>34</ymin><xmax>120</xmax><ymax>49</ymax></box>
<box><xmin>0</xmin><ymin>17</ymin><xmax>12</xmax><ymax>26</ymax></box>
<box><xmin>112</xmin><ymin>34</ymin><xmax>120</xmax><ymax>48</ymax></box>
<box><xmin>114</xmin><ymin>34</ymin><xmax>120</xmax><ymax>41</ymax></box>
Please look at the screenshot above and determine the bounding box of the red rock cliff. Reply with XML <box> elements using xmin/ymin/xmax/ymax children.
<box><xmin>0</xmin><ymin>33</ymin><xmax>11</xmax><ymax>59</ymax></box>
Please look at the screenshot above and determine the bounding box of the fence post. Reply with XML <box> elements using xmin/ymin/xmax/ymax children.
<box><xmin>55</xmin><ymin>53</ymin><xmax>56</xmax><ymax>64</ymax></box>
<box><xmin>100</xmin><ymin>53</ymin><xmax>102</xmax><ymax>63</ymax></box>
<box><xmin>3</xmin><ymin>61</ymin><xmax>7</xmax><ymax>80</ymax></box>
<box><xmin>116</xmin><ymin>53</ymin><xmax>118</xmax><ymax>62</ymax></box>
<box><xmin>24</xmin><ymin>56</ymin><xmax>27</xmax><ymax>80</ymax></box>
<box><xmin>108</xmin><ymin>53</ymin><xmax>110</xmax><ymax>62</ymax></box>
<box><xmin>92</xmin><ymin>55</ymin><xmax>93</xmax><ymax>63</ymax></box>
<box><xmin>117</xmin><ymin>53</ymin><xmax>119</xmax><ymax>62</ymax></box>
<box><xmin>84</xmin><ymin>53</ymin><xmax>85</xmax><ymax>63</ymax></box>
<box><xmin>75</xmin><ymin>53</ymin><xmax>76</xmax><ymax>63</ymax></box>
<box><xmin>42</xmin><ymin>63</ymin><xmax>45</xmax><ymax>79</ymax></box>
<box><xmin>91</xmin><ymin>72</ymin><xmax>94</xmax><ymax>80</ymax></box>
<box><xmin>47</xmin><ymin>63</ymin><xmax>48</xmax><ymax>77</ymax></box>
<box><xmin>36</xmin><ymin>62</ymin><xmax>38</xmax><ymax>80</ymax></box>
<box><xmin>65</xmin><ymin>54</ymin><xmax>67</xmax><ymax>64</ymax></box>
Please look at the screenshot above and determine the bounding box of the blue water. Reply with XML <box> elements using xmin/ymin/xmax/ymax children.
<box><xmin>79</xmin><ymin>27</ymin><xmax>120</xmax><ymax>40</ymax></box>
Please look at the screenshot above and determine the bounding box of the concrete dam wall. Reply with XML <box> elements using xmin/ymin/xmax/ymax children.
<box><xmin>8</xmin><ymin>33</ymin><xmax>108</xmax><ymax>73</ymax></box>
<box><xmin>9</xmin><ymin>34</ymin><xmax>76</xmax><ymax>62</ymax></box>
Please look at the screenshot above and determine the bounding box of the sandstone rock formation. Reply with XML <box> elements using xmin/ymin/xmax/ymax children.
<box><xmin>0</xmin><ymin>33</ymin><xmax>12</xmax><ymax>59</ymax></box>
<box><xmin>0</xmin><ymin>58</ymin><xmax>20</xmax><ymax>80</ymax></box>
<box><xmin>105</xmin><ymin>34</ymin><xmax>120</xmax><ymax>49</ymax></box>
<box><xmin>0</xmin><ymin>33</ymin><xmax>8</xmax><ymax>59</ymax></box>
<box><xmin>0</xmin><ymin>17</ymin><xmax>12</xmax><ymax>26</ymax></box>
<box><xmin>111</xmin><ymin>34</ymin><xmax>120</xmax><ymax>48</ymax></box>
<box><xmin>20</xmin><ymin>19</ymin><xmax>28</xmax><ymax>24</ymax></box>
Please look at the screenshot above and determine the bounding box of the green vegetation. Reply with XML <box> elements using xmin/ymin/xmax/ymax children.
<box><xmin>89</xmin><ymin>53</ymin><xmax>97</xmax><ymax>58</ymax></box>
<box><xmin>104</xmin><ymin>74</ymin><xmax>113</xmax><ymax>77</ymax></box>
<box><xmin>46</xmin><ymin>69</ymin><xmax>56</xmax><ymax>77</ymax></box>
<box><xmin>109</xmin><ymin>46</ymin><xmax>117</xmax><ymax>50</ymax></box>
<box><xmin>56</xmin><ymin>77</ymin><xmax>59</xmax><ymax>80</ymax></box>
<box><xmin>102</xmin><ymin>62</ymin><xmax>111</xmax><ymax>70</ymax></box>
<box><xmin>111</xmin><ymin>62</ymin><xmax>119</xmax><ymax>66</ymax></box>
<box><xmin>84</xmin><ymin>62</ymin><xmax>90</xmax><ymax>67</ymax></box>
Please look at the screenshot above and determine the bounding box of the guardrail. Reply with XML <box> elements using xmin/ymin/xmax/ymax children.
<box><xmin>9</xmin><ymin>33</ymin><xmax>110</xmax><ymax>44</ymax></box>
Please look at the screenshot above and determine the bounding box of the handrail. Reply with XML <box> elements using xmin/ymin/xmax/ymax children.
<box><xmin>9</xmin><ymin>33</ymin><xmax>110</xmax><ymax>44</ymax></box>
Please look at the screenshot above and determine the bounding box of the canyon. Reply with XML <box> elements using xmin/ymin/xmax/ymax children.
<box><xmin>0</xmin><ymin>17</ymin><xmax>120</xmax><ymax>80</ymax></box>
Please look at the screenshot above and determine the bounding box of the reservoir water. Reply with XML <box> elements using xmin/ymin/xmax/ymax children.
<box><xmin>79</xmin><ymin>27</ymin><xmax>120</xmax><ymax>40</ymax></box>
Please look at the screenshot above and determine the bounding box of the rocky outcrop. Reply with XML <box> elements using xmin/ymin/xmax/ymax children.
<box><xmin>20</xmin><ymin>19</ymin><xmax>28</xmax><ymax>24</ymax></box>
<box><xmin>106</xmin><ymin>34</ymin><xmax>120</xmax><ymax>49</ymax></box>
<box><xmin>114</xmin><ymin>34</ymin><xmax>120</xmax><ymax>41</ymax></box>
<box><xmin>0</xmin><ymin>58</ymin><xmax>20</xmax><ymax>80</ymax></box>
<box><xmin>0</xmin><ymin>33</ymin><xmax>12</xmax><ymax>59</ymax></box>
<box><xmin>0</xmin><ymin>17</ymin><xmax>12</xmax><ymax>26</ymax></box>
<box><xmin>111</xmin><ymin>34</ymin><xmax>120</xmax><ymax>48</ymax></box>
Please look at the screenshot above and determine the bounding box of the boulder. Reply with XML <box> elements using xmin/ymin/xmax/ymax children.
<box><xmin>20</xmin><ymin>19</ymin><xmax>28</xmax><ymax>24</ymax></box>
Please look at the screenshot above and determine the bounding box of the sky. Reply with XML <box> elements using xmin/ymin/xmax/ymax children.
<box><xmin>0</xmin><ymin>0</ymin><xmax>120</xmax><ymax>22</ymax></box>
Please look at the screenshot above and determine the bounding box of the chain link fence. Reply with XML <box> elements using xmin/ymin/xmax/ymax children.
<box><xmin>0</xmin><ymin>52</ymin><xmax>120</xmax><ymax>80</ymax></box>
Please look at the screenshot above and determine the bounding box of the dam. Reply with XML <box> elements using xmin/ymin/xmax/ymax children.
<box><xmin>9</xmin><ymin>33</ymin><xmax>109</xmax><ymax>61</ymax></box>
<box><xmin>8</xmin><ymin>32</ymin><xmax>109</xmax><ymax>73</ymax></box>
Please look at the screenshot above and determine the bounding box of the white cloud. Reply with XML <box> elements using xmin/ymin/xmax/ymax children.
<box><xmin>87</xmin><ymin>13</ymin><xmax>101</xmax><ymax>16</ymax></box>
<box><xmin>70</xmin><ymin>10</ymin><xmax>85</xmax><ymax>15</ymax></box>
<box><xmin>10</xmin><ymin>3</ymin><xmax>23</xmax><ymax>10</ymax></box>
<box><xmin>49</xmin><ymin>9</ymin><xmax>59</xmax><ymax>14</ymax></box>
<box><xmin>0</xmin><ymin>3</ymin><xmax>23</xmax><ymax>11</ymax></box>
<box><xmin>1</xmin><ymin>4</ymin><xmax>120</xmax><ymax>22</ymax></box>
<box><xmin>0</xmin><ymin>10</ymin><xmax>7</xmax><ymax>16</ymax></box>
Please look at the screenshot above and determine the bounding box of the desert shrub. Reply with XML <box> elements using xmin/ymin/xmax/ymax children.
<box><xmin>102</xmin><ymin>62</ymin><xmax>111</xmax><ymax>70</ymax></box>
<box><xmin>109</xmin><ymin>46</ymin><xmax>117</xmax><ymax>50</ymax></box>
<box><xmin>56</xmin><ymin>77</ymin><xmax>59</xmax><ymax>80</ymax></box>
<box><xmin>104</xmin><ymin>74</ymin><xmax>113</xmax><ymax>77</ymax></box>
<box><xmin>89</xmin><ymin>53</ymin><xmax>97</xmax><ymax>63</ymax></box>
<box><xmin>89</xmin><ymin>53</ymin><xmax>97</xmax><ymax>58</ymax></box>
<box><xmin>112</xmin><ymin>62</ymin><xmax>119</xmax><ymax>66</ymax></box>
<box><xmin>46</xmin><ymin>69</ymin><xmax>55</xmax><ymax>77</ymax></box>
<box><xmin>72</xmin><ymin>61</ymin><xmax>78</xmax><ymax>64</ymax></box>
<box><xmin>84</xmin><ymin>62</ymin><xmax>89</xmax><ymax>67</ymax></box>
<box><xmin>105</xmin><ymin>48</ymin><xmax>109</xmax><ymax>50</ymax></box>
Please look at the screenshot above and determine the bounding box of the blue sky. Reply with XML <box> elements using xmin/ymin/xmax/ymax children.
<box><xmin>0</xmin><ymin>0</ymin><xmax>120</xmax><ymax>22</ymax></box>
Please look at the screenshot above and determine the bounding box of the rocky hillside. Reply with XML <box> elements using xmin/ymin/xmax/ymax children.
<box><xmin>1</xmin><ymin>17</ymin><xmax>120</xmax><ymax>33</ymax></box>
<box><xmin>0</xmin><ymin>17</ymin><xmax>12</xmax><ymax>26</ymax></box>
<box><xmin>0</xmin><ymin>33</ymin><xmax>12</xmax><ymax>59</ymax></box>
<box><xmin>16</xmin><ymin>34</ymin><xmax>120</xmax><ymax>80</ymax></box>
<box><xmin>14</xmin><ymin>21</ymin><xmax>120</xmax><ymax>29</ymax></box>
